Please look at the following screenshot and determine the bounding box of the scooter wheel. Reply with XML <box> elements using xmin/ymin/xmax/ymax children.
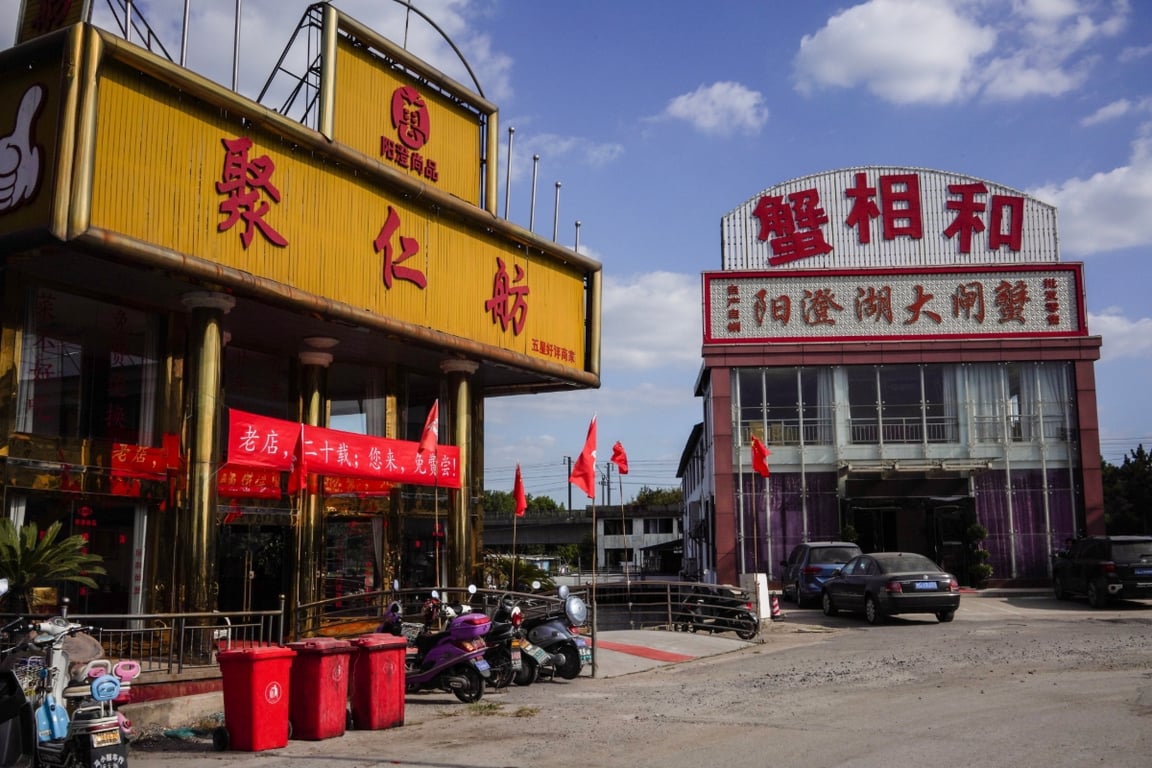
<box><xmin>452</xmin><ymin>665</ymin><xmax>484</xmax><ymax>703</ymax></box>
<box><xmin>555</xmin><ymin>644</ymin><xmax>582</xmax><ymax>680</ymax></box>
<box><xmin>736</xmin><ymin>620</ymin><xmax>759</xmax><ymax>640</ymax></box>
<box><xmin>514</xmin><ymin>657</ymin><xmax>538</xmax><ymax>686</ymax></box>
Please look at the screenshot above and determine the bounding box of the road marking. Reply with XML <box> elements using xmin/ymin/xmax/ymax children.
<box><xmin>593</xmin><ymin>640</ymin><xmax>696</xmax><ymax>663</ymax></box>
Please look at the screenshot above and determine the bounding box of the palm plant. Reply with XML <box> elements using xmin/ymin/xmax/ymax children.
<box><xmin>0</xmin><ymin>519</ymin><xmax>106</xmax><ymax>612</ymax></box>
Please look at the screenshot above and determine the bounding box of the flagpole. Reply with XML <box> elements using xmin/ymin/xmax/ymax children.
<box><xmin>511</xmin><ymin>511</ymin><xmax>518</xmax><ymax>590</ymax></box>
<box><xmin>619</xmin><ymin>471</ymin><xmax>629</xmax><ymax>588</ymax></box>
<box><xmin>591</xmin><ymin>497</ymin><xmax>598</xmax><ymax>678</ymax></box>
<box><xmin>738</xmin><ymin>438</ymin><xmax>746</xmax><ymax>578</ymax></box>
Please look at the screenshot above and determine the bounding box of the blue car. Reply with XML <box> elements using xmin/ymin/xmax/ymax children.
<box><xmin>781</xmin><ymin>541</ymin><xmax>862</xmax><ymax>608</ymax></box>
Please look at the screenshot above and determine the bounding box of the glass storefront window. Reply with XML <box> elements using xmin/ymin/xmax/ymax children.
<box><xmin>17</xmin><ymin>286</ymin><xmax>159</xmax><ymax>444</ymax></box>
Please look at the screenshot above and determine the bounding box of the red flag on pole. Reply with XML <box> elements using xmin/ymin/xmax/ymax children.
<box><xmin>751</xmin><ymin>436</ymin><xmax>771</xmax><ymax>478</ymax></box>
<box><xmin>610</xmin><ymin>441</ymin><xmax>629</xmax><ymax>475</ymax></box>
<box><xmin>418</xmin><ymin>399</ymin><xmax>439</xmax><ymax>454</ymax></box>
<box><xmin>568</xmin><ymin>416</ymin><xmax>598</xmax><ymax>499</ymax></box>
<box><xmin>513</xmin><ymin>464</ymin><xmax>527</xmax><ymax>517</ymax></box>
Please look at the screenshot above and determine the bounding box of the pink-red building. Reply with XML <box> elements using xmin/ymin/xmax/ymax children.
<box><xmin>680</xmin><ymin>167</ymin><xmax>1102</xmax><ymax>588</ymax></box>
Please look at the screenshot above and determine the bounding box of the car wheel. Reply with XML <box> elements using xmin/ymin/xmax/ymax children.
<box><xmin>794</xmin><ymin>582</ymin><xmax>808</xmax><ymax>608</ymax></box>
<box><xmin>1052</xmin><ymin>576</ymin><xmax>1069</xmax><ymax>601</ymax></box>
<box><xmin>936</xmin><ymin>610</ymin><xmax>955</xmax><ymax>623</ymax></box>
<box><xmin>1087</xmin><ymin>579</ymin><xmax>1109</xmax><ymax>609</ymax></box>
<box><xmin>864</xmin><ymin>595</ymin><xmax>885</xmax><ymax>625</ymax></box>
<box><xmin>821</xmin><ymin>591</ymin><xmax>837</xmax><ymax>617</ymax></box>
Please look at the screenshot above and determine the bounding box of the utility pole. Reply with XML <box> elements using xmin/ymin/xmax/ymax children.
<box><xmin>564</xmin><ymin>456</ymin><xmax>572</xmax><ymax>511</ymax></box>
<box><xmin>603</xmin><ymin>461</ymin><xmax>612</xmax><ymax>507</ymax></box>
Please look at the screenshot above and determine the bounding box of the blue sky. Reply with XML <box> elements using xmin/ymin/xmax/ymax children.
<box><xmin>4</xmin><ymin>0</ymin><xmax>1151</xmax><ymax>506</ymax></box>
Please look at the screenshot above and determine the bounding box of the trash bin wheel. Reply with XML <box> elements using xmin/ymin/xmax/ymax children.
<box><xmin>212</xmin><ymin>727</ymin><xmax>229</xmax><ymax>751</ymax></box>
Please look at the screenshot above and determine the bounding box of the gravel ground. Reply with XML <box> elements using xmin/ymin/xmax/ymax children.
<box><xmin>127</xmin><ymin>605</ymin><xmax>1152</xmax><ymax>767</ymax></box>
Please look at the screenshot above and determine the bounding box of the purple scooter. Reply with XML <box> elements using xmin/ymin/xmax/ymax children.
<box><xmin>404</xmin><ymin>591</ymin><xmax>491</xmax><ymax>702</ymax></box>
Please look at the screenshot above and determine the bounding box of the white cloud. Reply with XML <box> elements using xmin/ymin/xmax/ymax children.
<box><xmin>502</xmin><ymin>132</ymin><xmax>625</xmax><ymax>184</ymax></box>
<box><xmin>794</xmin><ymin>0</ymin><xmax>995</xmax><ymax>104</ymax></box>
<box><xmin>793</xmin><ymin>0</ymin><xmax>1129</xmax><ymax>105</ymax></box>
<box><xmin>1029</xmin><ymin>135</ymin><xmax>1152</xmax><ymax>256</ymax></box>
<box><xmin>1080</xmin><ymin>99</ymin><xmax>1133</xmax><ymax>126</ymax></box>
<box><xmin>660</xmin><ymin>82</ymin><xmax>768</xmax><ymax>137</ymax></box>
<box><xmin>1120</xmin><ymin>43</ymin><xmax>1152</xmax><ymax>62</ymax></box>
<box><xmin>601</xmin><ymin>272</ymin><xmax>702</xmax><ymax>371</ymax></box>
<box><xmin>1088</xmin><ymin>310</ymin><xmax>1152</xmax><ymax>361</ymax></box>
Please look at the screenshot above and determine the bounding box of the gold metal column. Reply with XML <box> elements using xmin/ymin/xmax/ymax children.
<box><xmin>296</xmin><ymin>339</ymin><xmax>336</xmax><ymax>615</ymax></box>
<box><xmin>179</xmin><ymin>291</ymin><xmax>234</xmax><ymax>613</ymax></box>
<box><xmin>441</xmin><ymin>359</ymin><xmax>478</xmax><ymax>585</ymax></box>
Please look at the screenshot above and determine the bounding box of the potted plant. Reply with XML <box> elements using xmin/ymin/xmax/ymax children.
<box><xmin>0</xmin><ymin>519</ymin><xmax>105</xmax><ymax>613</ymax></box>
<box><xmin>966</xmin><ymin>523</ymin><xmax>993</xmax><ymax>588</ymax></box>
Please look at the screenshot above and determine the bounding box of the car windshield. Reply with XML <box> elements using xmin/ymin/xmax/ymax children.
<box><xmin>873</xmin><ymin>553</ymin><xmax>940</xmax><ymax>573</ymax></box>
<box><xmin>811</xmin><ymin>547</ymin><xmax>859</xmax><ymax>564</ymax></box>
<box><xmin>1111</xmin><ymin>541</ymin><xmax>1152</xmax><ymax>562</ymax></box>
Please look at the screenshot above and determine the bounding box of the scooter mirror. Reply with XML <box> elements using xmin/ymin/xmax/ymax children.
<box><xmin>558</xmin><ymin>585</ymin><xmax>570</xmax><ymax>599</ymax></box>
<box><xmin>531</xmin><ymin>580</ymin><xmax>541</xmax><ymax>591</ymax></box>
<box><xmin>430</xmin><ymin>590</ymin><xmax>440</xmax><ymax>600</ymax></box>
<box><xmin>467</xmin><ymin>584</ymin><xmax>477</xmax><ymax>595</ymax></box>
<box><xmin>392</xmin><ymin>579</ymin><xmax>400</xmax><ymax>591</ymax></box>
<box><xmin>0</xmin><ymin>578</ymin><xmax>7</xmax><ymax>596</ymax></box>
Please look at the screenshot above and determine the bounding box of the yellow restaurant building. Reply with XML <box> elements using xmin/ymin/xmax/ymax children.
<box><xmin>0</xmin><ymin>4</ymin><xmax>600</xmax><ymax>616</ymax></box>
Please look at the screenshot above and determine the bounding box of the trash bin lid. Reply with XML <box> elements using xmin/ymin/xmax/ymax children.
<box><xmin>287</xmin><ymin>637</ymin><xmax>354</xmax><ymax>654</ymax></box>
<box><xmin>351</xmin><ymin>633</ymin><xmax>409</xmax><ymax>650</ymax></box>
<box><xmin>217</xmin><ymin>645</ymin><xmax>297</xmax><ymax>662</ymax></box>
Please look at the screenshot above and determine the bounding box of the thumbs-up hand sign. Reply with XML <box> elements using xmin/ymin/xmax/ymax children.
<box><xmin>0</xmin><ymin>84</ymin><xmax>44</xmax><ymax>212</ymax></box>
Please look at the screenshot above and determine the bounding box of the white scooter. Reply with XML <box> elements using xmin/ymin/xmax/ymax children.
<box><xmin>0</xmin><ymin>579</ymin><xmax>136</xmax><ymax>767</ymax></box>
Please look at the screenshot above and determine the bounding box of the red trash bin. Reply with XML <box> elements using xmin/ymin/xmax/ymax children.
<box><xmin>216</xmin><ymin>645</ymin><xmax>296</xmax><ymax>752</ymax></box>
<box><xmin>287</xmin><ymin>637</ymin><xmax>353</xmax><ymax>740</ymax></box>
<box><xmin>348</xmin><ymin>634</ymin><xmax>408</xmax><ymax>730</ymax></box>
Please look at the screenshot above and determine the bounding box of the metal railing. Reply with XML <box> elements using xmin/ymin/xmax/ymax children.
<box><xmin>1</xmin><ymin>600</ymin><xmax>286</xmax><ymax>676</ymax></box>
<box><xmin>294</xmin><ymin>580</ymin><xmax>760</xmax><ymax>638</ymax></box>
<box><xmin>3</xmin><ymin>581</ymin><xmax>756</xmax><ymax>680</ymax></box>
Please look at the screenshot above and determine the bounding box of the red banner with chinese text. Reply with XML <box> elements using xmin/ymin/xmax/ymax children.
<box><xmin>225</xmin><ymin>409</ymin><xmax>460</xmax><ymax>489</ymax></box>
<box><xmin>300</xmin><ymin>424</ymin><xmax>460</xmax><ymax>489</ymax></box>
<box><xmin>218</xmin><ymin>464</ymin><xmax>283</xmax><ymax>499</ymax></box>
<box><xmin>226</xmin><ymin>409</ymin><xmax>301</xmax><ymax>470</ymax></box>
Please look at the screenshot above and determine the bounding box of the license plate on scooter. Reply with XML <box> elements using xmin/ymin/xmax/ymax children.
<box><xmin>575</xmin><ymin>638</ymin><xmax>591</xmax><ymax>665</ymax></box>
<box><xmin>473</xmin><ymin>658</ymin><xmax>490</xmax><ymax>673</ymax></box>
<box><xmin>524</xmin><ymin>643</ymin><xmax>552</xmax><ymax>664</ymax></box>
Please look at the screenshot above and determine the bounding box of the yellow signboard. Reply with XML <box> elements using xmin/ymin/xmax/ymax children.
<box><xmin>332</xmin><ymin>38</ymin><xmax>483</xmax><ymax>206</ymax></box>
<box><xmin>0</xmin><ymin>31</ymin><xmax>68</xmax><ymax>239</ymax></box>
<box><xmin>16</xmin><ymin>0</ymin><xmax>90</xmax><ymax>45</ymax></box>
<box><xmin>84</xmin><ymin>56</ymin><xmax>586</xmax><ymax>368</ymax></box>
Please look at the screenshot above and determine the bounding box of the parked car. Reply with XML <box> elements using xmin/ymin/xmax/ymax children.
<box><xmin>821</xmin><ymin>552</ymin><xmax>961</xmax><ymax>624</ymax></box>
<box><xmin>1052</xmin><ymin>535</ymin><xmax>1152</xmax><ymax>608</ymax></box>
<box><xmin>781</xmin><ymin>541</ymin><xmax>863</xmax><ymax>607</ymax></box>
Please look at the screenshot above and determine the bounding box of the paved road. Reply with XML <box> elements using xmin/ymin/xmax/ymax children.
<box><xmin>125</xmin><ymin>592</ymin><xmax>1152</xmax><ymax>767</ymax></box>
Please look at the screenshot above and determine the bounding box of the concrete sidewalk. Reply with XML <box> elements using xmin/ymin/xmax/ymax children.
<box><xmin>120</xmin><ymin>626</ymin><xmax>758</xmax><ymax>736</ymax></box>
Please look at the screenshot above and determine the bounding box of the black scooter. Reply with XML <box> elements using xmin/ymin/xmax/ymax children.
<box><xmin>676</xmin><ymin>586</ymin><xmax>760</xmax><ymax>640</ymax></box>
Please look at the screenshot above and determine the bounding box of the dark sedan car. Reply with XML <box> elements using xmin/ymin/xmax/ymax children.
<box><xmin>821</xmin><ymin>552</ymin><xmax>961</xmax><ymax>624</ymax></box>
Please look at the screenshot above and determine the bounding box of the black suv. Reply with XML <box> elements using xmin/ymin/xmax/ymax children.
<box><xmin>1052</xmin><ymin>535</ymin><xmax>1152</xmax><ymax>608</ymax></box>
